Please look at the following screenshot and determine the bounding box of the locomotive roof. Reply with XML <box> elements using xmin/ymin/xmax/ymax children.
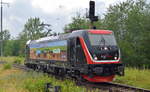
<box><xmin>26</xmin><ymin>29</ymin><xmax>112</xmax><ymax>45</ymax></box>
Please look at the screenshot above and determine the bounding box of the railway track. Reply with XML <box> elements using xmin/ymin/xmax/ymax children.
<box><xmin>13</xmin><ymin>64</ymin><xmax>32</xmax><ymax>71</ymax></box>
<box><xmin>106</xmin><ymin>82</ymin><xmax>150</xmax><ymax>92</ymax></box>
<box><xmin>77</xmin><ymin>81</ymin><xmax>150</xmax><ymax>92</ymax></box>
<box><xmin>0</xmin><ymin>61</ymin><xmax>6</xmax><ymax>64</ymax></box>
<box><xmin>1</xmin><ymin>61</ymin><xmax>150</xmax><ymax>92</ymax></box>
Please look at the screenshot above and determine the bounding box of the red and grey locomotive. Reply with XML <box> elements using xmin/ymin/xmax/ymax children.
<box><xmin>25</xmin><ymin>29</ymin><xmax>124</xmax><ymax>82</ymax></box>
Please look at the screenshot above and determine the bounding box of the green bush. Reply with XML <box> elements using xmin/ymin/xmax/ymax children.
<box><xmin>22</xmin><ymin>72</ymin><xmax>85</xmax><ymax>92</ymax></box>
<box><xmin>13</xmin><ymin>58</ymin><xmax>23</xmax><ymax>64</ymax></box>
<box><xmin>3</xmin><ymin>63</ymin><xmax>12</xmax><ymax>70</ymax></box>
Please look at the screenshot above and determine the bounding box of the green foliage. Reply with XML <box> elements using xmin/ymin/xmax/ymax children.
<box><xmin>23</xmin><ymin>72</ymin><xmax>48</xmax><ymax>92</ymax></box>
<box><xmin>64</xmin><ymin>13</ymin><xmax>90</xmax><ymax>33</ymax></box>
<box><xmin>3</xmin><ymin>63</ymin><xmax>12</xmax><ymax>70</ymax></box>
<box><xmin>64</xmin><ymin>13</ymin><xmax>104</xmax><ymax>33</ymax></box>
<box><xmin>1</xmin><ymin>29</ymin><xmax>11</xmax><ymax>40</ymax></box>
<box><xmin>0</xmin><ymin>69</ymin><xmax>85</xmax><ymax>92</ymax></box>
<box><xmin>0</xmin><ymin>29</ymin><xmax>11</xmax><ymax>56</ymax></box>
<box><xmin>13</xmin><ymin>57</ymin><xmax>23</xmax><ymax>64</ymax></box>
<box><xmin>114</xmin><ymin>67</ymin><xmax>150</xmax><ymax>89</ymax></box>
<box><xmin>22</xmin><ymin>72</ymin><xmax>85</xmax><ymax>92</ymax></box>
<box><xmin>22</xmin><ymin>72</ymin><xmax>84</xmax><ymax>92</ymax></box>
<box><xmin>3</xmin><ymin>40</ymin><xmax>22</xmax><ymax>56</ymax></box>
<box><xmin>20</xmin><ymin>17</ymin><xmax>47</xmax><ymax>40</ymax></box>
<box><xmin>0</xmin><ymin>57</ymin><xmax>24</xmax><ymax>64</ymax></box>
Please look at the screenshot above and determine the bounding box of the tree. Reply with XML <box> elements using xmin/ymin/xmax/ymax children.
<box><xmin>64</xmin><ymin>14</ymin><xmax>90</xmax><ymax>33</ymax></box>
<box><xmin>20</xmin><ymin>17</ymin><xmax>49</xmax><ymax>40</ymax></box>
<box><xmin>0</xmin><ymin>29</ymin><xmax>11</xmax><ymax>56</ymax></box>
<box><xmin>2</xmin><ymin>29</ymin><xmax>10</xmax><ymax>40</ymax></box>
<box><xmin>0</xmin><ymin>29</ymin><xmax>10</xmax><ymax>43</ymax></box>
<box><xmin>64</xmin><ymin>12</ymin><xmax>105</xmax><ymax>33</ymax></box>
<box><xmin>16</xmin><ymin>17</ymin><xmax>52</xmax><ymax>56</ymax></box>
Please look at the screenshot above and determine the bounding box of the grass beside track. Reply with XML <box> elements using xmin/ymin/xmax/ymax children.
<box><xmin>0</xmin><ymin>57</ymin><xmax>86</xmax><ymax>92</ymax></box>
<box><xmin>114</xmin><ymin>67</ymin><xmax>150</xmax><ymax>89</ymax></box>
<box><xmin>0</xmin><ymin>66</ymin><xmax>85</xmax><ymax>92</ymax></box>
<box><xmin>0</xmin><ymin>56</ymin><xmax>24</xmax><ymax>64</ymax></box>
<box><xmin>0</xmin><ymin>57</ymin><xmax>150</xmax><ymax>91</ymax></box>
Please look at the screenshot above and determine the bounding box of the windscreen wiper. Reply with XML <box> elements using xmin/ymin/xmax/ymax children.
<box><xmin>99</xmin><ymin>35</ymin><xmax>106</xmax><ymax>46</ymax></box>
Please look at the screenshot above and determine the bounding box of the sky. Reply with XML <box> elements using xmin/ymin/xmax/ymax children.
<box><xmin>2</xmin><ymin>0</ymin><xmax>126</xmax><ymax>38</ymax></box>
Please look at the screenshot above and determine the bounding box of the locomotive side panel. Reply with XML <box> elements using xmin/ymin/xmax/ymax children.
<box><xmin>29</xmin><ymin>40</ymin><xmax>68</xmax><ymax>61</ymax></box>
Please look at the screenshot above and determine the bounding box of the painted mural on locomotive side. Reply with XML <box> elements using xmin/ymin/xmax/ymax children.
<box><xmin>29</xmin><ymin>40</ymin><xmax>67</xmax><ymax>61</ymax></box>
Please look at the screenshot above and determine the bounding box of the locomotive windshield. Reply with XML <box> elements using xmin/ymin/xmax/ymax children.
<box><xmin>88</xmin><ymin>32</ymin><xmax>119</xmax><ymax>61</ymax></box>
<box><xmin>88</xmin><ymin>33</ymin><xmax>117</xmax><ymax>46</ymax></box>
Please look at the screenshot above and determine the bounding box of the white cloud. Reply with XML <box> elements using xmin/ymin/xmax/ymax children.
<box><xmin>31</xmin><ymin>0</ymin><xmax>89</xmax><ymax>14</ymax></box>
<box><xmin>3</xmin><ymin>0</ymin><xmax>126</xmax><ymax>37</ymax></box>
<box><xmin>3</xmin><ymin>0</ymin><xmax>15</xmax><ymax>3</ymax></box>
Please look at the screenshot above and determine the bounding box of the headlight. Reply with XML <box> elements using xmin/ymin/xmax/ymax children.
<box><xmin>104</xmin><ymin>47</ymin><xmax>108</xmax><ymax>50</ymax></box>
<box><xmin>94</xmin><ymin>56</ymin><xmax>98</xmax><ymax>60</ymax></box>
<box><xmin>114</xmin><ymin>57</ymin><xmax>117</xmax><ymax>60</ymax></box>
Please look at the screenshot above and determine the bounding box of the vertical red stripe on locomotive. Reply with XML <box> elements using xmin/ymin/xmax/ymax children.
<box><xmin>79</xmin><ymin>37</ymin><xmax>93</xmax><ymax>64</ymax></box>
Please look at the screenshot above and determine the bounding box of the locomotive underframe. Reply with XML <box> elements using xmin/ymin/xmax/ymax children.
<box><xmin>25</xmin><ymin>59</ymin><xmax>124</xmax><ymax>79</ymax></box>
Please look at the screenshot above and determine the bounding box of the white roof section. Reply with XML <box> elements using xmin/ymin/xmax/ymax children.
<box><xmin>35</xmin><ymin>36</ymin><xmax>59</xmax><ymax>43</ymax></box>
<box><xmin>26</xmin><ymin>30</ymin><xmax>85</xmax><ymax>45</ymax></box>
<box><xmin>26</xmin><ymin>40</ymin><xmax>31</xmax><ymax>45</ymax></box>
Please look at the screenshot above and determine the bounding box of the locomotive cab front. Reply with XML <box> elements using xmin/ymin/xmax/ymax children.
<box><xmin>88</xmin><ymin>30</ymin><xmax>120</xmax><ymax>62</ymax></box>
<box><xmin>79</xmin><ymin>30</ymin><xmax>124</xmax><ymax>82</ymax></box>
